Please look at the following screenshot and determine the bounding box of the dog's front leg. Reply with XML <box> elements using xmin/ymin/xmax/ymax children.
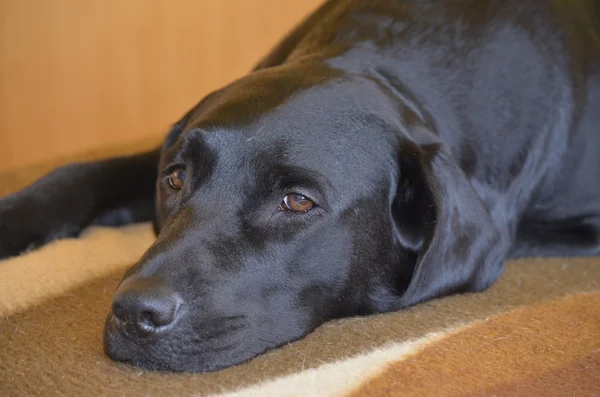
<box><xmin>0</xmin><ymin>149</ymin><xmax>160</xmax><ymax>260</ymax></box>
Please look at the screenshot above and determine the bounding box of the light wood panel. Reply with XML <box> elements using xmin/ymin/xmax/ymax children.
<box><xmin>0</xmin><ymin>0</ymin><xmax>323</xmax><ymax>171</ymax></box>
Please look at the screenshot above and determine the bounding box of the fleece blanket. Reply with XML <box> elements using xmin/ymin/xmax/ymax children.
<box><xmin>1</xmin><ymin>144</ymin><xmax>599</xmax><ymax>397</ymax></box>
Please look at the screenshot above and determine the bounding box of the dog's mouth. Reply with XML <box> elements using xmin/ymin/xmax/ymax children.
<box><xmin>103</xmin><ymin>315</ymin><xmax>157</xmax><ymax>367</ymax></box>
<box><xmin>102</xmin><ymin>312</ymin><xmax>269</xmax><ymax>373</ymax></box>
<box><xmin>104</xmin><ymin>325</ymin><xmax>204</xmax><ymax>372</ymax></box>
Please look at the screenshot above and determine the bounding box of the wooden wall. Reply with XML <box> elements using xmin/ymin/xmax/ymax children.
<box><xmin>0</xmin><ymin>0</ymin><xmax>323</xmax><ymax>171</ymax></box>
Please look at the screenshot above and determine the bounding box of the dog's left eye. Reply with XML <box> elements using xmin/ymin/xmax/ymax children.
<box><xmin>281</xmin><ymin>194</ymin><xmax>314</xmax><ymax>213</ymax></box>
<box><xmin>167</xmin><ymin>168</ymin><xmax>186</xmax><ymax>190</ymax></box>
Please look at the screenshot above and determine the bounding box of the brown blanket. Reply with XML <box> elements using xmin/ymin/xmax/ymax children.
<box><xmin>1</xmin><ymin>146</ymin><xmax>599</xmax><ymax>397</ymax></box>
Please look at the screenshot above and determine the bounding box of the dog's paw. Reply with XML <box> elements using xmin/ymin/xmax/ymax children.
<box><xmin>0</xmin><ymin>193</ymin><xmax>83</xmax><ymax>260</ymax></box>
<box><xmin>0</xmin><ymin>197</ymin><xmax>46</xmax><ymax>260</ymax></box>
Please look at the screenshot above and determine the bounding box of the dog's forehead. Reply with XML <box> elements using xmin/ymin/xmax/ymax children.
<box><xmin>184</xmin><ymin>60</ymin><xmax>340</xmax><ymax>131</ymax></box>
<box><xmin>183</xmin><ymin>75</ymin><xmax>399</xmax><ymax>171</ymax></box>
<box><xmin>196</xmin><ymin>99</ymin><xmax>394</xmax><ymax>203</ymax></box>
<box><xmin>171</xmin><ymin>66</ymin><xmax>403</xmax><ymax>201</ymax></box>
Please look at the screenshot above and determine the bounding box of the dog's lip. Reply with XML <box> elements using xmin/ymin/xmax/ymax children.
<box><xmin>103</xmin><ymin>315</ymin><xmax>225</xmax><ymax>373</ymax></box>
<box><xmin>103</xmin><ymin>314</ymin><xmax>282</xmax><ymax>373</ymax></box>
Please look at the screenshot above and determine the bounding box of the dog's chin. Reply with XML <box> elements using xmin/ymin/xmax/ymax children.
<box><xmin>102</xmin><ymin>314</ymin><xmax>269</xmax><ymax>373</ymax></box>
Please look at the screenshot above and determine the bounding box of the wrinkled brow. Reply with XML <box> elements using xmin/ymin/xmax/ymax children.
<box><xmin>161</xmin><ymin>130</ymin><xmax>218</xmax><ymax>189</ymax></box>
<box><xmin>258</xmin><ymin>162</ymin><xmax>331</xmax><ymax>200</ymax></box>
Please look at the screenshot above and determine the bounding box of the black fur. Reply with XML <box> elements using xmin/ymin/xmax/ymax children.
<box><xmin>2</xmin><ymin>0</ymin><xmax>600</xmax><ymax>372</ymax></box>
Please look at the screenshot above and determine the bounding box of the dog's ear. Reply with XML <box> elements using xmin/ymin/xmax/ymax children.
<box><xmin>388</xmin><ymin>129</ymin><xmax>507</xmax><ymax>309</ymax></box>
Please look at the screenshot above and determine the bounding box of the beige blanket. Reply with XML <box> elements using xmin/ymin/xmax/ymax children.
<box><xmin>1</xmin><ymin>145</ymin><xmax>599</xmax><ymax>397</ymax></box>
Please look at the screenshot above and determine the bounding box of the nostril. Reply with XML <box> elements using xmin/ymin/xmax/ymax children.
<box><xmin>136</xmin><ymin>310</ymin><xmax>161</xmax><ymax>335</ymax></box>
<box><xmin>141</xmin><ymin>311</ymin><xmax>154</xmax><ymax>326</ymax></box>
<box><xmin>144</xmin><ymin>305</ymin><xmax>177</xmax><ymax>327</ymax></box>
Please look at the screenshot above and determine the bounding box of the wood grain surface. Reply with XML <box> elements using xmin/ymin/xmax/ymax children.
<box><xmin>0</xmin><ymin>0</ymin><xmax>323</xmax><ymax>171</ymax></box>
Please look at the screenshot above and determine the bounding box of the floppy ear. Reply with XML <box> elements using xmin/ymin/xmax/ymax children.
<box><xmin>389</xmin><ymin>131</ymin><xmax>508</xmax><ymax>309</ymax></box>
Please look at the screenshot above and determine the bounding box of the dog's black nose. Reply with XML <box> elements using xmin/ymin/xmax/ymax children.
<box><xmin>111</xmin><ymin>278</ymin><xmax>182</xmax><ymax>338</ymax></box>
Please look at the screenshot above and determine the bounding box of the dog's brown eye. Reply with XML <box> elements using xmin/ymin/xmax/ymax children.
<box><xmin>168</xmin><ymin>168</ymin><xmax>185</xmax><ymax>190</ymax></box>
<box><xmin>281</xmin><ymin>194</ymin><xmax>314</xmax><ymax>213</ymax></box>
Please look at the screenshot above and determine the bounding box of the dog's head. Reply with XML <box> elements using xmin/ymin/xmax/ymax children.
<box><xmin>104</xmin><ymin>60</ymin><xmax>505</xmax><ymax>372</ymax></box>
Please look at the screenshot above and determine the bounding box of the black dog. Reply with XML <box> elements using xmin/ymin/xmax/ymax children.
<box><xmin>1</xmin><ymin>0</ymin><xmax>600</xmax><ymax>372</ymax></box>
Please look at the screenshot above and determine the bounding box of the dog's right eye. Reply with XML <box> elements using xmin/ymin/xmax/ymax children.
<box><xmin>167</xmin><ymin>168</ymin><xmax>186</xmax><ymax>190</ymax></box>
<box><xmin>281</xmin><ymin>193</ymin><xmax>314</xmax><ymax>213</ymax></box>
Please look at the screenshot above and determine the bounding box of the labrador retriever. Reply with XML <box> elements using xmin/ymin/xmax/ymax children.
<box><xmin>1</xmin><ymin>0</ymin><xmax>600</xmax><ymax>372</ymax></box>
